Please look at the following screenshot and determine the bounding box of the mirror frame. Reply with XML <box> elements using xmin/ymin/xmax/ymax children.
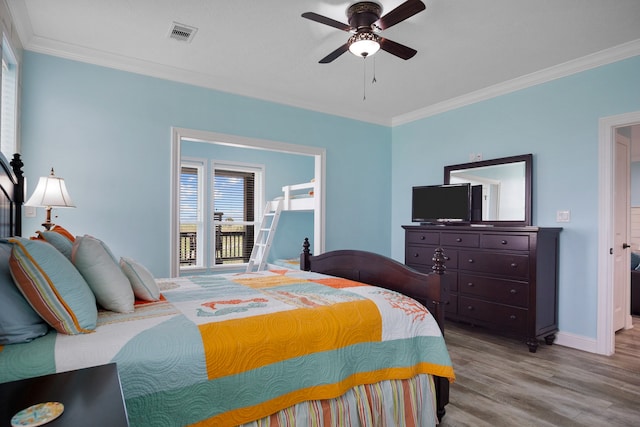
<box><xmin>444</xmin><ymin>154</ymin><xmax>533</xmax><ymax>226</ymax></box>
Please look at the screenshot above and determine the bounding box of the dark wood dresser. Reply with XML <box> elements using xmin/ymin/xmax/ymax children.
<box><xmin>403</xmin><ymin>225</ymin><xmax>561</xmax><ymax>352</ymax></box>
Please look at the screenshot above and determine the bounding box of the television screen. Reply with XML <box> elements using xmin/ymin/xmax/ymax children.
<box><xmin>411</xmin><ymin>183</ymin><xmax>471</xmax><ymax>224</ymax></box>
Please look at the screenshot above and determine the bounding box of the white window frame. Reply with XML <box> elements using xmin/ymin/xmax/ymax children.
<box><xmin>179</xmin><ymin>157</ymin><xmax>206</xmax><ymax>271</ymax></box>
<box><xmin>1</xmin><ymin>34</ymin><xmax>19</xmax><ymax>158</ymax></box>
<box><xmin>211</xmin><ymin>160</ymin><xmax>265</xmax><ymax>270</ymax></box>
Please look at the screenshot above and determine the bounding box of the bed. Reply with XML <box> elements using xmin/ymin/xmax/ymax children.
<box><xmin>0</xmin><ymin>154</ymin><xmax>453</xmax><ymax>426</ymax></box>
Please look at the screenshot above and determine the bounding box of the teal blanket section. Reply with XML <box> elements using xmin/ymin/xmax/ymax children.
<box><xmin>164</xmin><ymin>279</ymin><xmax>257</xmax><ymax>303</ymax></box>
<box><xmin>123</xmin><ymin>336</ymin><xmax>449</xmax><ymax>427</ymax></box>
<box><xmin>0</xmin><ymin>331</ymin><xmax>56</xmax><ymax>383</ymax></box>
<box><xmin>112</xmin><ymin>314</ymin><xmax>207</xmax><ymax>403</ymax></box>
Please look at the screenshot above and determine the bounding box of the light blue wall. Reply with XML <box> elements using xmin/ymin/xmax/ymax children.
<box><xmin>391</xmin><ymin>55</ymin><xmax>640</xmax><ymax>339</ymax></box>
<box><xmin>20</xmin><ymin>52</ymin><xmax>392</xmax><ymax>277</ymax></box>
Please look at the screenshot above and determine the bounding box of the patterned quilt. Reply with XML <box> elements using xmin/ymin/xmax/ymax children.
<box><xmin>0</xmin><ymin>269</ymin><xmax>454</xmax><ymax>426</ymax></box>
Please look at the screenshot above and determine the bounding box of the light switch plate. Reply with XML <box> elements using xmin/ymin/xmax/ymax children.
<box><xmin>556</xmin><ymin>210</ymin><xmax>570</xmax><ymax>222</ymax></box>
<box><xmin>25</xmin><ymin>206</ymin><xmax>36</xmax><ymax>218</ymax></box>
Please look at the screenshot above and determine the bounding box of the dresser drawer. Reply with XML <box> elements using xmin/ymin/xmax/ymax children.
<box><xmin>406</xmin><ymin>231</ymin><xmax>440</xmax><ymax>245</ymax></box>
<box><xmin>481</xmin><ymin>234</ymin><xmax>530</xmax><ymax>251</ymax></box>
<box><xmin>458</xmin><ymin>250</ymin><xmax>529</xmax><ymax>279</ymax></box>
<box><xmin>407</xmin><ymin>246</ymin><xmax>458</xmax><ymax>269</ymax></box>
<box><xmin>441</xmin><ymin>233</ymin><xmax>479</xmax><ymax>248</ymax></box>
<box><xmin>459</xmin><ymin>296</ymin><xmax>527</xmax><ymax>332</ymax></box>
<box><xmin>459</xmin><ymin>274</ymin><xmax>529</xmax><ymax>307</ymax></box>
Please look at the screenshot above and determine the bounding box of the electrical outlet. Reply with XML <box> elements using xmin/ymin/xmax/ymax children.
<box><xmin>556</xmin><ymin>210</ymin><xmax>571</xmax><ymax>222</ymax></box>
<box><xmin>468</xmin><ymin>153</ymin><xmax>483</xmax><ymax>161</ymax></box>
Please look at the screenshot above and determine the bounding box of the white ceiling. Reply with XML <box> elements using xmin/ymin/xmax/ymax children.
<box><xmin>6</xmin><ymin>0</ymin><xmax>640</xmax><ymax>126</ymax></box>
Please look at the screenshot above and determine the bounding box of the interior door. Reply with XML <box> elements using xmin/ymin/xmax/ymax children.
<box><xmin>613</xmin><ymin>128</ymin><xmax>631</xmax><ymax>332</ymax></box>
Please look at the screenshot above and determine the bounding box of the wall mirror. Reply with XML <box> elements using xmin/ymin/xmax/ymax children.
<box><xmin>444</xmin><ymin>154</ymin><xmax>532</xmax><ymax>226</ymax></box>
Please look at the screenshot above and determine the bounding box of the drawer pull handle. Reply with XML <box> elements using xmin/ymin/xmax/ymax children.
<box><xmin>467</xmin><ymin>282</ymin><xmax>474</xmax><ymax>287</ymax></box>
<box><xmin>420</xmin><ymin>235</ymin><xmax>425</xmax><ymax>240</ymax></box>
<box><xmin>467</xmin><ymin>306</ymin><xmax>474</xmax><ymax>311</ymax></box>
<box><xmin>444</xmin><ymin>256</ymin><xmax>450</xmax><ymax>260</ymax></box>
<box><xmin>456</xmin><ymin>238</ymin><xmax>462</xmax><ymax>242</ymax></box>
<box><xmin>501</xmin><ymin>240</ymin><xmax>508</xmax><ymax>245</ymax></box>
<box><xmin>510</xmin><ymin>263</ymin><xmax>518</xmax><ymax>268</ymax></box>
<box><xmin>468</xmin><ymin>259</ymin><xmax>474</xmax><ymax>263</ymax></box>
<box><xmin>510</xmin><ymin>289</ymin><xmax>517</xmax><ymax>294</ymax></box>
<box><xmin>413</xmin><ymin>253</ymin><xmax>419</xmax><ymax>258</ymax></box>
<box><xmin>510</xmin><ymin>315</ymin><xmax>517</xmax><ymax>320</ymax></box>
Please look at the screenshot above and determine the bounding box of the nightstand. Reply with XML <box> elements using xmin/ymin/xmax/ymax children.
<box><xmin>0</xmin><ymin>363</ymin><xmax>129</xmax><ymax>427</ymax></box>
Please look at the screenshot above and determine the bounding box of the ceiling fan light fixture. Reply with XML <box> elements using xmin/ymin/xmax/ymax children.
<box><xmin>348</xmin><ymin>32</ymin><xmax>380</xmax><ymax>58</ymax></box>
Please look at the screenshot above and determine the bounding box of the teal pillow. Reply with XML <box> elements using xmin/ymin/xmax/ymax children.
<box><xmin>72</xmin><ymin>235</ymin><xmax>134</xmax><ymax>313</ymax></box>
<box><xmin>120</xmin><ymin>257</ymin><xmax>160</xmax><ymax>301</ymax></box>
<box><xmin>38</xmin><ymin>230</ymin><xmax>73</xmax><ymax>259</ymax></box>
<box><xmin>5</xmin><ymin>237</ymin><xmax>97</xmax><ymax>335</ymax></box>
<box><xmin>0</xmin><ymin>242</ymin><xmax>49</xmax><ymax>344</ymax></box>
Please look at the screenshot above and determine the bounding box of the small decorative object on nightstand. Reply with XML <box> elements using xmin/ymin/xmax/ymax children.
<box><xmin>24</xmin><ymin>168</ymin><xmax>75</xmax><ymax>230</ymax></box>
<box><xmin>0</xmin><ymin>363</ymin><xmax>129</xmax><ymax>427</ymax></box>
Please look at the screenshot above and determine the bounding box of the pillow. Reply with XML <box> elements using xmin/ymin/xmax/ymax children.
<box><xmin>632</xmin><ymin>251</ymin><xmax>640</xmax><ymax>270</ymax></box>
<box><xmin>37</xmin><ymin>230</ymin><xmax>73</xmax><ymax>259</ymax></box>
<box><xmin>71</xmin><ymin>235</ymin><xmax>134</xmax><ymax>313</ymax></box>
<box><xmin>49</xmin><ymin>225</ymin><xmax>76</xmax><ymax>242</ymax></box>
<box><xmin>0</xmin><ymin>242</ymin><xmax>49</xmax><ymax>344</ymax></box>
<box><xmin>5</xmin><ymin>237</ymin><xmax>97</xmax><ymax>335</ymax></box>
<box><xmin>120</xmin><ymin>257</ymin><xmax>160</xmax><ymax>301</ymax></box>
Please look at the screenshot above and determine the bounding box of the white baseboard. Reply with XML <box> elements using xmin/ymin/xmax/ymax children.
<box><xmin>553</xmin><ymin>331</ymin><xmax>598</xmax><ymax>354</ymax></box>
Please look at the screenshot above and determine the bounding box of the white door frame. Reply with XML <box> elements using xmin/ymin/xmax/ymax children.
<box><xmin>597</xmin><ymin>111</ymin><xmax>640</xmax><ymax>355</ymax></box>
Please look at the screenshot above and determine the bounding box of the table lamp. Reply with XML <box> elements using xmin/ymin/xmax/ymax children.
<box><xmin>24</xmin><ymin>168</ymin><xmax>75</xmax><ymax>230</ymax></box>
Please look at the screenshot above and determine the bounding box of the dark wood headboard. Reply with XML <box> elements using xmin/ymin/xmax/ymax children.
<box><xmin>0</xmin><ymin>153</ymin><xmax>24</xmax><ymax>238</ymax></box>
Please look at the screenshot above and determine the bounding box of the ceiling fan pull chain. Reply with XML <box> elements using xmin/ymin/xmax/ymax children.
<box><xmin>372</xmin><ymin>56</ymin><xmax>377</xmax><ymax>84</ymax></box>
<box><xmin>363</xmin><ymin>57</ymin><xmax>367</xmax><ymax>101</ymax></box>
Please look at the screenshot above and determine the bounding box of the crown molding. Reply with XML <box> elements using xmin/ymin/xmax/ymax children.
<box><xmin>392</xmin><ymin>39</ymin><xmax>640</xmax><ymax>127</ymax></box>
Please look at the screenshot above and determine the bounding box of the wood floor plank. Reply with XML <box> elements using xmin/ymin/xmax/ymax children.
<box><xmin>440</xmin><ymin>317</ymin><xmax>640</xmax><ymax>426</ymax></box>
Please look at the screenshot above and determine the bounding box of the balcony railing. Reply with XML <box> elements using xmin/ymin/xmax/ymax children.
<box><xmin>179</xmin><ymin>229</ymin><xmax>252</xmax><ymax>266</ymax></box>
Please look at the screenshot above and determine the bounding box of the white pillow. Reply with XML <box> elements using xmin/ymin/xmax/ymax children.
<box><xmin>120</xmin><ymin>257</ymin><xmax>160</xmax><ymax>301</ymax></box>
<box><xmin>71</xmin><ymin>235</ymin><xmax>134</xmax><ymax>313</ymax></box>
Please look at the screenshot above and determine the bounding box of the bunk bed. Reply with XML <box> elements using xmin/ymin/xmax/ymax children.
<box><xmin>0</xmin><ymin>154</ymin><xmax>453</xmax><ymax>426</ymax></box>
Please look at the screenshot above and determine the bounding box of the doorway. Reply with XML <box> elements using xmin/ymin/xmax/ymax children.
<box><xmin>169</xmin><ymin>127</ymin><xmax>326</xmax><ymax>277</ymax></box>
<box><xmin>598</xmin><ymin>112</ymin><xmax>640</xmax><ymax>355</ymax></box>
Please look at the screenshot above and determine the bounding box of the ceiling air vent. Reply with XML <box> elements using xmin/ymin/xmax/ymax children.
<box><xmin>168</xmin><ymin>22</ymin><xmax>197</xmax><ymax>42</ymax></box>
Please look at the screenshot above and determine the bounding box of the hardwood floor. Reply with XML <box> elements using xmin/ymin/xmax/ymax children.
<box><xmin>440</xmin><ymin>317</ymin><xmax>640</xmax><ymax>426</ymax></box>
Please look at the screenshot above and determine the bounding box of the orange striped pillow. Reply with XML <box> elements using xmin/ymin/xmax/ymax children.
<box><xmin>6</xmin><ymin>237</ymin><xmax>97</xmax><ymax>334</ymax></box>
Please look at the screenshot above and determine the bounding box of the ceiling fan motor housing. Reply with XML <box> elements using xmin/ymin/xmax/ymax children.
<box><xmin>347</xmin><ymin>2</ymin><xmax>382</xmax><ymax>32</ymax></box>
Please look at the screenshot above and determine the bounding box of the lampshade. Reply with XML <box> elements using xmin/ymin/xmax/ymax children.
<box><xmin>25</xmin><ymin>169</ymin><xmax>75</xmax><ymax>208</ymax></box>
<box><xmin>348</xmin><ymin>32</ymin><xmax>380</xmax><ymax>58</ymax></box>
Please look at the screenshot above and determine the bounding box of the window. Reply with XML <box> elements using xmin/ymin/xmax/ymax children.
<box><xmin>179</xmin><ymin>160</ymin><xmax>204</xmax><ymax>269</ymax></box>
<box><xmin>1</xmin><ymin>35</ymin><xmax>18</xmax><ymax>159</ymax></box>
<box><xmin>178</xmin><ymin>157</ymin><xmax>263</xmax><ymax>272</ymax></box>
<box><xmin>212</xmin><ymin>163</ymin><xmax>262</xmax><ymax>267</ymax></box>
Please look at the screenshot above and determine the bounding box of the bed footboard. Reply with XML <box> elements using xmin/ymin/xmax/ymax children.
<box><xmin>299</xmin><ymin>237</ymin><xmax>450</xmax><ymax>420</ymax></box>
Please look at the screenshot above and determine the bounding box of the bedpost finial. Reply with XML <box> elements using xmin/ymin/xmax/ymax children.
<box><xmin>432</xmin><ymin>247</ymin><xmax>446</xmax><ymax>275</ymax></box>
<box><xmin>300</xmin><ymin>237</ymin><xmax>312</xmax><ymax>271</ymax></box>
<box><xmin>10</xmin><ymin>153</ymin><xmax>24</xmax><ymax>178</ymax></box>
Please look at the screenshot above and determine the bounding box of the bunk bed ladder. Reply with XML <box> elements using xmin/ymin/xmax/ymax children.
<box><xmin>246</xmin><ymin>199</ymin><xmax>282</xmax><ymax>272</ymax></box>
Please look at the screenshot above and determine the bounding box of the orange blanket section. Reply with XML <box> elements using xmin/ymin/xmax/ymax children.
<box><xmin>199</xmin><ymin>299</ymin><xmax>381</xmax><ymax>380</ymax></box>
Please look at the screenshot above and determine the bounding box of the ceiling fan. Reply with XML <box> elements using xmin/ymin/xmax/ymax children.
<box><xmin>302</xmin><ymin>0</ymin><xmax>426</xmax><ymax>63</ymax></box>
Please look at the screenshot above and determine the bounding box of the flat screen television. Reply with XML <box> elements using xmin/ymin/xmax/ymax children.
<box><xmin>411</xmin><ymin>183</ymin><xmax>472</xmax><ymax>224</ymax></box>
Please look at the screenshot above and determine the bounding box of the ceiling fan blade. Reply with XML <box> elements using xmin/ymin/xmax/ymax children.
<box><xmin>375</xmin><ymin>0</ymin><xmax>426</xmax><ymax>30</ymax></box>
<box><xmin>379</xmin><ymin>37</ymin><xmax>417</xmax><ymax>60</ymax></box>
<box><xmin>319</xmin><ymin>43</ymin><xmax>349</xmax><ymax>63</ymax></box>
<box><xmin>302</xmin><ymin>12</ymin><xmax>352</xmax><ymax>32</ymax></box>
